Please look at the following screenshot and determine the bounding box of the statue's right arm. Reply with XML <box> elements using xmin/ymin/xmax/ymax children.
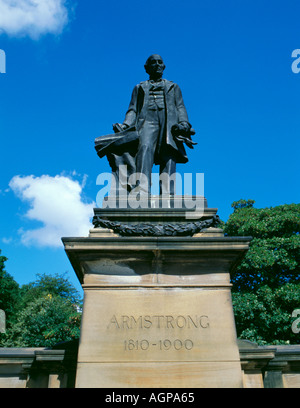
<box><xmin>123</xmin><ymin>85</ymin><xmax>139</xmax><ymax>128</ymax></box>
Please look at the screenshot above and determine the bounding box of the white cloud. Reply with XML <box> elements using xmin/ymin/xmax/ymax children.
<box><xmin>0</xmin><ymin>0</ymin><xmax>71</xmax><ymax>39</ymax></box>
<box><xmin>9</xmin><ymin>174</ymin><xmax>94</xmax><ymax>248</ymax></box>
<box><xmin>2</xmin><ymin>237</ymin><xmax>13</xmax><ymax>244</ymax></box>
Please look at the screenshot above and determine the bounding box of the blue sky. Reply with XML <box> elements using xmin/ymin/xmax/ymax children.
<box><xmin>0</xmin><ymin>0</ymin><xmax>299</xmax><ymax>294</ymax></box>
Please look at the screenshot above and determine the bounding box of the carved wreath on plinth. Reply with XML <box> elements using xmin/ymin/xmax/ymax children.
<box><xmin>92</xmin><ymin>214</ymin><xmax>220</xmax><ymax>237</ymax></box>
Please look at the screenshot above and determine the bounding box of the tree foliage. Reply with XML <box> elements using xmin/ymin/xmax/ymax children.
<box><xmin>3</xmin><ymin>295</ymin><xmax>81</xmax><ymax>348</ymax></box>
<box><xmin>225</xmin><ymin>201</ymin><xmax>300</xmax><ymax>291</ymax></box>
<box><xmin>0</xmin><ymin>251</ymin><xmax>20</xmax><ymax>327</ymax></box>
<box><xmin>225</xmin><ymin>199</ymin><xmax>300</xmax><ymax>345</ymax></box>
<box><xmin>226</xmin><ymin>201</ymin><xmax>300</xmax><ymax>239</ymax></box>
<box><xmin>19</xmin><ymin>272</ymin><xmax>81</xmax><ymax>307</ymax></box>
<box><xmin>0</xmin><ymin>271</ymin><xmax>82</xmax><ymax>348</ymax></box>
<box><xmin>233</xmin><ymin>283</ymin><xmax>300</xmax><ymax>345</ymax></box>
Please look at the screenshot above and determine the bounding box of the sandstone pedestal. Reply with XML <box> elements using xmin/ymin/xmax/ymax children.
<box><xmin>62</xmin><ymin>202</ymin><xmax>251</xmax><ymax>388</ymax></box>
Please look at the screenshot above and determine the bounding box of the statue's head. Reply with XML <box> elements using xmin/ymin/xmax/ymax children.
<box><xmin>144</xmin><ymin>54</ymin><xmax>165</xmax><ymax>79</ymax></box>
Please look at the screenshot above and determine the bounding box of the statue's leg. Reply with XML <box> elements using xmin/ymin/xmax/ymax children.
<box><xmin>135</xmin><ymin>111</ymin><xmax>160</xmax><ymax>193</ymax></box>
<box><xmin>159</xmin><ymin>157</ymin><xmax>177</xmax><ymax>195</ymax></box>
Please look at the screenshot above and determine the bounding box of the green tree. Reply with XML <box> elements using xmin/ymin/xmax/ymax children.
<box><xmin>0</xmin><ymin>251</ymin><xmax>20</xmax><ymax>326</ymax></box>
<box><xmin>19</xmin><ymin>272</ymin><xmax>81</xmax><ymax>307</ymax></box>
<box><xmin>233</xmin><ymin>283</ymin><xmax>300</xmax><ymax>345</ymax></box>
<box><xmin>225</xmin><ymin>200</ymin><xmax>300</xmax><ymax>345</ymax></box>
<box><xmin>1</xmin><ymin>272</ymin><xmax>82</xmax><ymax>347</ymax></box>
<box><xmin>4</xmin><ymin>294</ymin><xmax>81</xmax><ymax>347</ymax></box>
<box><xmin>225</xmin><ymin>200</ymin><xmax>300</xmax><ymax>291</ymax></box>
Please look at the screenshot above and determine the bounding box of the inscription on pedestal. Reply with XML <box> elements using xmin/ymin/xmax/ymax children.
<box><xmin>106</xmin><ymin>314</ymin><xmax>210</xmax><ymax>356</ymax></box>
<box><xmin>78</xmin><ymin>288</ymin><xmax>240</xmax><ymax>363</ymax></box>
<box><xmin>108</xmin><ymin>314</ymin><xmax>210</xmax><ymax>329</ymax></box>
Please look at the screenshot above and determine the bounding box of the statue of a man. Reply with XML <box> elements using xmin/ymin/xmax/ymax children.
<box><xmin>95</xmin><ymin>55</ymin><xmax>195</xmax><ymax>196</ymax></box>
<box><xmin>115</xmin><ymin>54</ymin><xmax>195</xmax><ymax>194</ymax></box>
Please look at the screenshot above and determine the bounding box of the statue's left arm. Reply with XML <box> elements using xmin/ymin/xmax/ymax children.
<box><xmin>123</xmin><ymin>85</ymin><xmax>139</xmax><ymax>128</ymax></box>
<box><xmin>174</xmin><ymin>84</ymin><xmax>191</xmax><ymax>131</ymax></box>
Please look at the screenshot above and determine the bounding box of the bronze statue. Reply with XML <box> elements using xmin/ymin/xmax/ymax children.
<box><xmin>95</xmin><ymin>54</ymin><xmax>196</xmax><ymax>196</ymax></box>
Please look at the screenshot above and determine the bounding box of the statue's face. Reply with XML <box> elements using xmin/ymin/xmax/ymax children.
<box><xmin>145</xmin><ymin>55</ymin><xmax>165</xmax><ymax>77</ymax></box>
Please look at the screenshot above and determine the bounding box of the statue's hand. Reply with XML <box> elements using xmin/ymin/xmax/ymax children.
<box><xmin>177</xmin><ymin>122</ymin><xmax>191</xmax><ymax>132</ymax></box>
<box><xmin>171</xmin><ymin>122</ymin><xmax>190</xmax><ymax>136</ymax></box>
<box><xmin>172</xmin><ymin>122</ymin><xmax>197</xmax><ymax>149</ymax></box>
<box><xmin>112</xmin><ymin>123</ymin><xmax>129</xmax><ymax>133</ymax></box>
